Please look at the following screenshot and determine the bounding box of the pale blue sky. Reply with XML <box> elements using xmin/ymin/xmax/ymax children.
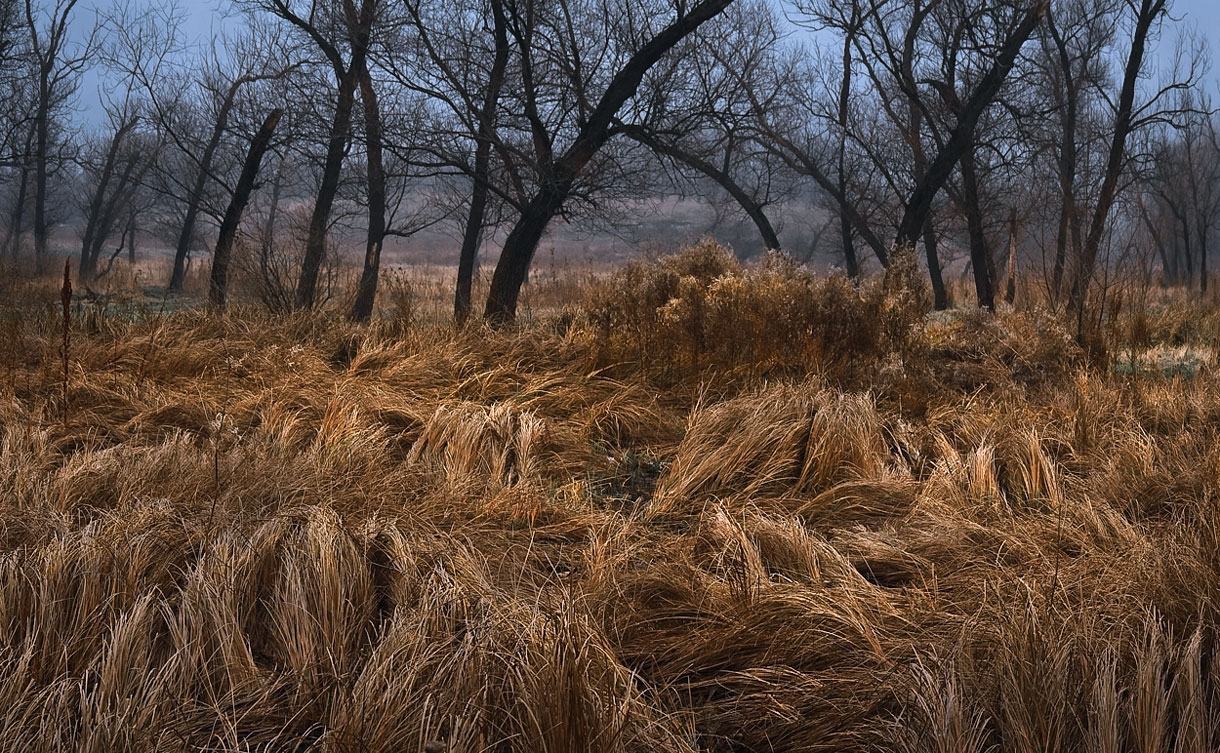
<box><xmin>73</xmin><ymin>0</ymin><xmax>1220</xmax><ymax>125</ymax></box>
<box><xmin>1178</xmin><ymin>0</ymin><xmax>1220</xmax><ymax>39</ymax></box>
<box><xmin>1160</xmin><ymin>0</ymin><xmax>1220</xmax><ymax>91</ymax></box>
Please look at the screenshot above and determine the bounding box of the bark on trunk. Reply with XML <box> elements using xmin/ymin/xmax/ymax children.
<box><xmin>838</xmin><ymin>205</ymin><xmax>858</xmax><ymax>278</ymax></box>
<box><xmin>894</xmin><ymin>1</ymin><xmax>1047</xmax><ymax>249</ymax></box>
<box><xmin>455</xmin><ymin>0</ymin><xmax>509</xmax><ymax>324</ymax></box>
<box><xmin>486</xmin><ymin>186</ymin><xmax>565</xmax><ymax>324</ymax></box>
<box><xmin>169</xmin><ymin>86</ymin><xmax>241</xmax><ymax>293</ymax></box>
<box><xmin>210</xmin><ymin>109</ymin><xmax>283</xmax><ymax>307</ymax></box>
<box><xmin>484</xmin><ymin>0</ymin><xmax>735</xmax><ymax>323</ymax></box>
<box><xmin>295</xmin><ymin>59</ymin><xmax>365</xmax><ymax>309</ymax></box>
<box><xmin>922</xmin><ymin>221</ymin><xmax>947</xmax><ymax>310</ymax></box>
<box><xmin>1004</xmin><ymin>210</ymin><xmax>1018</xmax><ymax>305</ymax></box>
<box><xmin>126</xmin><ymin>210</ymin><xmax>136</xmax><ymax>264</ymax></box>
<box><xmin>1047</xmin><ymin>9</ymin><xmax>1079</xmax><ymax>302</ymax></box>
<box><xmin>349</xmin><ymin>58</ymin><xmax>386</xmax><ymax>322</ymax></box>
<box><xmin>836</xmin><ymin>19</ymin><xmax>858</xmax><ymax>277</ymax></box>
<box><xmin>32</xmin><ymin>73</ymin><xmax>50</xmax><ymax>272</ymax></box>
<box><xmin>1068</xmin><ymin>0</ymin><xmax>1164</xmax><ymax>314</ymax></box>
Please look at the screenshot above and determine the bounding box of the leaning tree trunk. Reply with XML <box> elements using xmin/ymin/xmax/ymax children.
<box><xmin>210</xmin><ymin>109</ymin><xmax>283</xmax><ymax>307</ymax></box>
<box><xmin>1069</xmin><ymin>0</ymin><xmax>1163</xmax><ymax>315</ymax></box>
<box><xmin>295</xmin><ymin>59</ymin><xmax>365</xmax><ymax>309</ymax></box>
<box><xmin>169</xmin><ymin>88</ymin><xmax>240</xmax><ymax>293</ymax></box>
<box><xmin>78</xmin><ymin>130</ymin><xmax>128</xmax><ymax>280</ymax></box>
<box><xmin>83</xmin><ymin>158</ymin><xmax>143</xmax><ymax>281</ymax></box>
<box><xmin>455</xmin><ymin>0</ymin><xmax>509</xmax><ymax>324</ymax></box>
<box><xmin>664</xmin><ymin>144</ymin><xmax>781</xmax><ymax>252</ymax></box>
<box><xmin>894</xmin><ymin>1</ymin><xmax>1047</xmax><ymax>251</ymax></box>
<box><xmin>622</xmin><ymin>126</ymin><xmax>781</xmax><ymax>252</ymax></box>
<box><xmin>486</xmin><ymin>183</ymin><xmax>568</xmax><ymax>324</ymax></box>
<box><xmin>484</xmin><ymin>0</ymin><xmax>735</xmax><ymax>323</ymax></box>
<box><xmin>922</xmin><ymin>221</ymin><xmax>948</xmax><ymax>310</ymax></box>
<box><xmin>349</xmin><ymin>58</ymin><xmax>387</xmax><ymax>323</ymax></box>
<box><xmin>766</xmin><ymin>128</ymin><xmax>889</xmax><ymax>267</ymax></box>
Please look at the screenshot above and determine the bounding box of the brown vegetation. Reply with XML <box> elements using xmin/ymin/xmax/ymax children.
<box><xmin>3</xmin><ymin>243</ymin><xmax>1220</xmax><ymax>751</ymax></box>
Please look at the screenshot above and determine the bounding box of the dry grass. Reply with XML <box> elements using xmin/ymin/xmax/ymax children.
<box><xmin>4</xmin><ymin>243</ymin><xmax>1220</xmax><ymax>751</ymax></box>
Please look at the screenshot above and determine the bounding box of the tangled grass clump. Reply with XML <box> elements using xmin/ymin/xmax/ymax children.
<box><xmin>4</xmin><ymin>245</ymin><xmax>1220</xmax><ymax>751</ymax></box>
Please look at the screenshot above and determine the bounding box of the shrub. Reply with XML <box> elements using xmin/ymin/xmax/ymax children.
<box><xmin>583</xmin><ymin>240</ymin><xmax>929</xmax><ymax>380</ymax></box>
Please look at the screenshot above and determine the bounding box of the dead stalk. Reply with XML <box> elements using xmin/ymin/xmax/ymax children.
<box><xmin>60</xmin><ymin>258</ymin><xmax>71</xmax><ymax>423</ymax></box>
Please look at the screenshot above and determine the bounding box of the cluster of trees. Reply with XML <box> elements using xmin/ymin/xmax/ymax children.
<box><xmin>0</xmin><ymin>0</ymin><xmax>1216</xmax><ymax>325</ymax></box>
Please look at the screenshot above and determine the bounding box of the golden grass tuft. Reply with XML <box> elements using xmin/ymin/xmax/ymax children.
<box><xmin>4</xmin><ymin>243</ymin><xmax>1220</xmax><ymax>750</ymax></box>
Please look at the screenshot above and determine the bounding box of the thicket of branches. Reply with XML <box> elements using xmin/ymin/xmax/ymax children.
<box><xmin>1</xmin><ymin>0</ymin><xmax>1217</xmax><ymax>332</ymax></box>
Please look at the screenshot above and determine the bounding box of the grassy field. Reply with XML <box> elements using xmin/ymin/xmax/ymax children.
<box><xmin>3</xmin><ymin>243</ymin><xmax>1220</xmax><ymax>751</ymax></box>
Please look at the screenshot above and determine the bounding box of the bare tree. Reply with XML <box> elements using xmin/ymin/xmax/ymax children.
<box><xmin>616</xmin><ymin>2</ymin><xmax>791</xmax><ymax>256</ymax></box>
<box><xmin>1065</xmin><ymin>0</ymin><xmax>1200</xmax><ymax>316</ymax></box>
<box><xmin>889</xmin><ymin>1</ymin><xmax>1047</xmax><ymax>264</ymax></box>
<box><xmin>388</xmin><ymin>0</ymin><xmax>534</xmax><ymax>321</ymax></box>
<box><xmin>482</xmin><ymin>0</ymin><xmax>739</xmax><ymax>323</ymax></box>
<box><xmin>76</xmin><ymin>99</ymin><xmax>162</xmax><ymax>280</ymax></box>
<box><xmin>105</xmin><ymin>1</ymin><xmax>303</xmax><ymax>294</ymax></box>
<box><xmin>348</xmin><ymin>55</ymin><xmax>386</xmax><ymax>321</ymax></box>
<box><xmin>394</xmin><ymin>0</ymin><xmax>514</xmax><ymax>322</ymax></box>
<box><xmin>210</xmin><ymin>108</ymin><xmax>284</xmax><ymax>306</ymax></box>
<box><xmin>248</xmin><ymin>0</ymin><xmax>380</xmax><ymax>309</ymax></box>
<box><xmin>1032</xmin><ymin>0</ymin><xmax>1120</xmax><ymax>301</ymax></box>
<box><xmin>737</xmin><ymin>30</ymin><xmax>894</xmax><ymax>272</ymax></box>
<box><xmin>1</xmin><ymin>0</ymin><xmax>35</xmax><ymax>260</ymax></box>
<box><xmin>1141</xmin><ymin>102</ymin><xmax>1220</xmax><ymax>292</ymax></box>
<box><xmin>23</xmin><ymin>0</ymin><xmax>98</xmax><ymax>270</ymax></box>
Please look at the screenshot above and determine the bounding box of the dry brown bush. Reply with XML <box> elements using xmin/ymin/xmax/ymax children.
<box><xmin>583</xmin><ymin>241</ymin><xmax>929</xmax><ymax>381</ymax></box>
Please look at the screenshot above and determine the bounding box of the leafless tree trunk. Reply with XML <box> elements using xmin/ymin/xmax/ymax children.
<box><xmin>1068</xmin><ymin>0</ymin><xmax>1165</xmax><ymax>314</ymax></box>
<box><xmin>454</xmin><ymin>0</ymin><xmax>509</xmax><ymax>324</ymax></box>
<box><xmin>484</xmin><ymin>0</ymin><xmax>737</xmax><ymax>323</ymax></box>
<box><xmin>23</xmin><ymin>0</ymin><xmax>93</xmax><ymax>272</ymax></box>
<box><xmin>1044</xmin><ymin>7</ymin><xmax>1086</xmax><ymax>301</ymax></box>
<box><xmin>169</xmin><ymin>74</ymin><xmax>268</xmax><ymax>292</ymax></box>
<box><xmin>349</xmin><ymin>56</ymin><xmax>386</xmax><ymax>322</ymax></box>
<box><xmin>78</xmin><ymin>115</ymin><xmax>138</xmax><ymax>280</ymax></box>
<box><xmin>210</xmin><ymin>108</ymin><xmax>283</xmax><ymax>307</ymax></box>
<box><xmin>2</xmin><ymin>126</ymin><xmax>32</xmax><ymax>258</ymax></box>
<box><xmin>893</xmin><ymin>0</ymin><xmax>1048</xmax><ymax>251</ymax></box>
<box><xmin>835</xmin><ymin>12</ymin><xmax>859</xmax><ymax>277</ymax></box>
<box><xmin>621</xmin><ymin>125</ymin><xmax>782</xmax><ymax>251</ymax></box>
<box><xmin>296</xmin><ymin>71</ymin><xmax>360</xmax><ymax>308</ymax></box>
<box><xmin>261</xmin><ymin>0</ymin><xmax>377</xmax><ymax>309</ymax></box>
<box><xmin>959</xmin><ymin>131</ymin><xmax>995</xmax><ymax>309</ymax></box>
